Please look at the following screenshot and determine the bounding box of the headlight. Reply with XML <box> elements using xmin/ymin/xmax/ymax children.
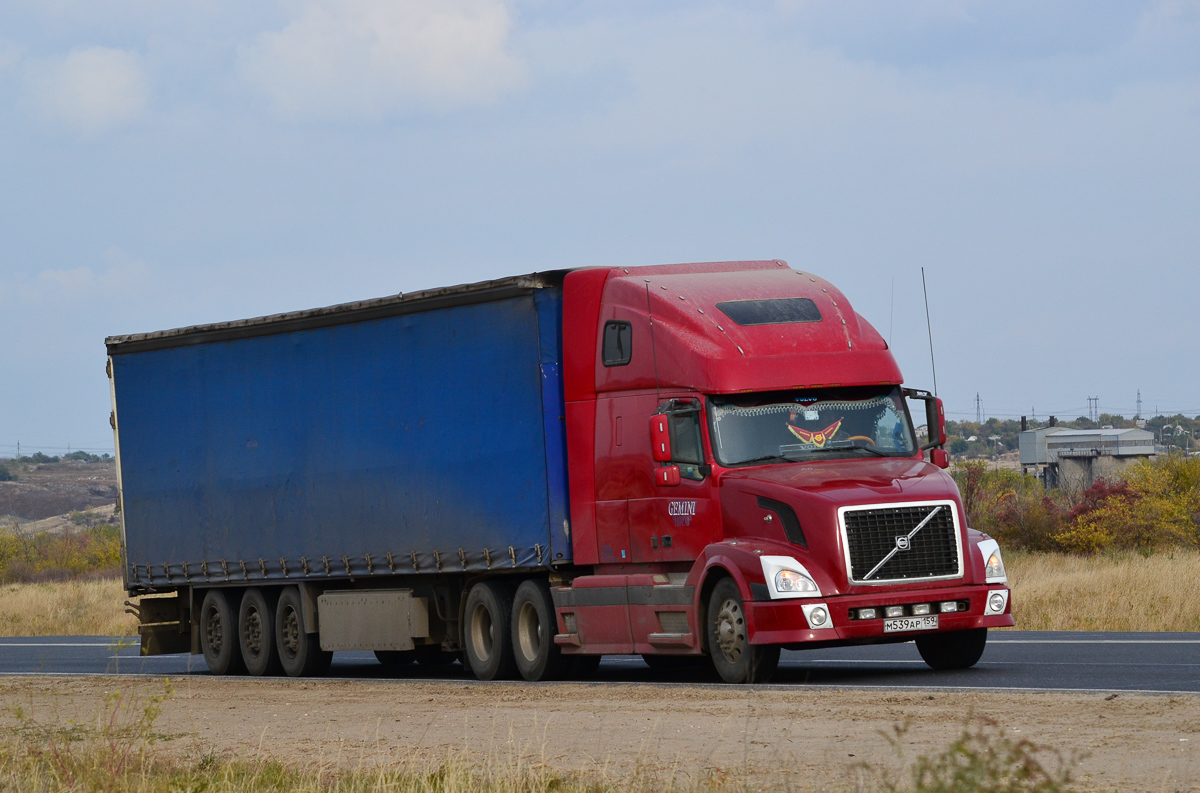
<box><xmin>775</xmin><ymin>569</ymin><xmax>818</xmax><ymax>593</ymax></box>
<box><xmin>977</xmin><ymin>538</ymin><xmax>1007</xmax><ymax>583</ymax></box>
<box><xmin>808</xmin><ymin>606</ymin><xmax>828</xmax><ymax>627</ymax></box>
<box><xmin>985</xmin><ymin>550</ymin><xmax>1005</xmax><ymax>581</ymax></box>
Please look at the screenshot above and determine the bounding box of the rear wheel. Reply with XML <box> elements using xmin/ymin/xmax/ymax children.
<box><xmin>275</xmin><ymin>587</ymin><xmax>331</xmax><ymax>677</ymax></box>
<box><xmin>511</xmin><ymin>579</ymin><xmax>567</xmax><ymax>681</ymax></box>
<box><xmin>199</xmin><ymin>590</ymin><xmax>245</xmax><ymax>676</ymax></box>
<box><xmin>916</xmin><ymin>627</ymin><xmax>987</xmax><ymax>670</ymax></box>
<box><xmin>463</xmin><ymin>580</ymin><xmax>517</xmax><ymax>681</ymax></box>
<box><xmin>707</xmin><ymin>578</ymin><xmax>779</xmax><ymax>684</ymax></box>
<box><xmin>239</xmin><ymin>588</ymin><xmax>282</xmax><ymax>677</ymax></box>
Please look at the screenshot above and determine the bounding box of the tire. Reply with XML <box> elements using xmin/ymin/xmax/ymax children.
<box><xmin>511</xmin><ymin>579</ymin><xmax>568</xmax><ymax>682</ymax></box>
<box><xmin>707</xmin><ymin>578</ymin><xmax>779</xmax><ymax>684</ymax></box>
<box><xmin>199</xmin><ymin>590</ymin><xmax>246</xmax><ymax>676</ymax></box>
<box><xmin>916</xmin><ymin>627</ymin><xmax>987</xmax><ymax>670</ymax></box>
<box><xmin>239</xmin><ymin>588</ymin><xmax>283</xmax><ymax>677</ymax></box>
<box><xmin>275</xmin><ymin>587</ymin><xmax>332</xmax><ymax>677</ymax></box>
<box><xmin>463</xmin><ymin>580</ymin><xmax>518</xmax><ymax>681</ymax></box>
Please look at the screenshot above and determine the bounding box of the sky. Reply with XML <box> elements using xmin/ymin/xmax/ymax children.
<box><xmin>1</xmin><ymin>0</ymin><xmax>1198</xmax><ymax>455</ymax></box>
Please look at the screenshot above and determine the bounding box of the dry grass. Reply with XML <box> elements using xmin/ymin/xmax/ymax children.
<box><xmin>1005</xmin><ymin>549</ymin><xmax>1200</xmax><ymax>631</ymax></box>
<box><xmin>0</xmin><ymin>576</ymin><xmax>135</xmax><ymax>637</ymax></box>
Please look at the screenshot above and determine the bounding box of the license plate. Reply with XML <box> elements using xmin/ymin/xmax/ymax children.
<box><xmin>883</xmin><ymin>615</ymin><xmax>938</xmax><ymax>633</ymax></box>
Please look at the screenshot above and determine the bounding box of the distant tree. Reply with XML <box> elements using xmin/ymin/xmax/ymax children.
<box><xmin>19</xmin><ymin>452</ymin><xmax>59</xmax><ymax>464</ymax></box>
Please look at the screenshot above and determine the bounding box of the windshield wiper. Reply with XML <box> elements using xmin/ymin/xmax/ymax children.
<box><xmin>809</xmin><ymin>445</ymin><xmax>891</xmax><ymax>458</ymax></box>
<box><xmin>733</xmin><ymin>455</ymin><xmax>793</xmax><ymax>466</ymax></box>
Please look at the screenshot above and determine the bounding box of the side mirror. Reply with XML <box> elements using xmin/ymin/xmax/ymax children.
<box><xmin>655</xmin><ymin>465</ymin><xmax>681</xmax><ymax>486</ymax></box>
<box><xmin>650</xmin><ymin>414</ymin><xmax>672</xmax><ymax>462</ymax></box>
<box><xmin>904</xmin><ymin>388</ymin><xmax>947</xmax><ymax>452</ymax></box>
<box><xmin>930</xmin><ymin>448</ymin><xmax>950</xmax><ymax>469</ymax></box>
<box><xmin>926</xmin><ymin>397</ymin><xmax>947</xmax><ymax>448</ymax></box>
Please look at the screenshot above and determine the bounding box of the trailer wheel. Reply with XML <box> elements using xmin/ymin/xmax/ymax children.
<box><xmin>463</xmin><ymin>581</ymin><xmax>518</xmax><ymax>681</ymax></box>
<box><xmin>199</xmin><ymin>590</ymin><xmax>246</xmax><ymax>676</ymax></box>
<box><xmin>511</xmin><ymin>579</ymin><xmax>567</xmax><ymax>681</ymax></box>
<box><xmin>916</xmin><ymin>627</ymin><xmax>987</xmax><ymax>670</ymax></box>
<box><xmin>275</xmin><ymin>587</ymin><xmax>332</xmax><ymax>677</ymax></box>
<box><xmin>239</xmin><ymin>588</ymin><xmax>283</xmax><ymax>677</ymax></box>
<box><xmin>707</xmin><ymin>578</ymin><xmax>779</xmax><ymax>684</ymax></box>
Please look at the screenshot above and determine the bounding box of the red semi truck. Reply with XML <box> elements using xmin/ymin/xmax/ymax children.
<box><xmin>113</xmin><ymin>259</ymin><xmax>1012</xmax><ymax>684</ymax></box>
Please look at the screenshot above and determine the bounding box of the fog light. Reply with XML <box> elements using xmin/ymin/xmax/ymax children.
<box><xmin>939</xmin><ymin>601</ymin><xmax>958</xmax><ymax>613</ymax></box>
<box><xmin>911</xmin><ymin>603</ymin><xmax>931</xmax><ymax>616</ymax></box>
<box><xmin>988</xmin><ymin>592</ymin><xmax>1007</xmax><ymax>613</ymax></box>
<box><xmin>857</xmin><ymin>608</ymin><xmax>877</xmax><ymax>620</ymax></box>
<box><xmin>885</xmin><ymin>605</ymin><xmax>904</xmax><ymax>618</ymax></box>
<box><xmin>808</xmin><ymin>607</ymin><xmax>828</xmax><ymax>627</ymax></box>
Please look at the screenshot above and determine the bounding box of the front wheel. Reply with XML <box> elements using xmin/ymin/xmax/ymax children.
<box><xmin>707</xmin><ymin>578</ymin><xmax>779</xmax><ymax>684</ymax></box>
<box><xmin>916</xmin><ymin>627</ymin><xmax>987</xmax><ymax>670</ymax></box>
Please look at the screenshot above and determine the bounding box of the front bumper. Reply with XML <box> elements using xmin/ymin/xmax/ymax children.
<box><xmin>747</xmin><ymin>584</ymin><xmax>1013</xmax><ymax>645</ymax></box>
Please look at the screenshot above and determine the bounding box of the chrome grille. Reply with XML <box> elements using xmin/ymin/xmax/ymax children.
<box><xmin>841</xmin><ymin>502</ymin><xmax>961</xmax><ymax>584</ymax></box>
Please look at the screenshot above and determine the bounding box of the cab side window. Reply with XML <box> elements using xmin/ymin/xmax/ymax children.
<box><xmin>602</xmin><ymin>321</ymin><xmax>632</xmax><ymax>367</ymax></box>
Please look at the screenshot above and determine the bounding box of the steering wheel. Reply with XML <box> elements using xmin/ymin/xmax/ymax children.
<box><xmin>847</xmin><ymin>435</ymin><xmax>877</xmax><ymax>447</ymax></box>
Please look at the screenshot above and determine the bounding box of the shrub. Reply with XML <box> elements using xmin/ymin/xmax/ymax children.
<box><xmin>952</xmin><ymin>461</ymin><xmax>1063</xmax><ymax>551</ymax></box>
<box><xmin>0</xmin><ymin>464</ymin><xmax>15</xmax><ymax>482</ymax></box>
<box><xmin>0</xmin><ymin>522</ymin><xmax>122</xmax><ymax>584</ymax></box>
<box><xmin>63</xmin><ymin>450</ymin><xmax>102</xmax><ymax>463</ymax></box>
<box><xmin>860</xmin><ymin>716</ymin><xmax>1076</xmax><ymax>793</ymax></box>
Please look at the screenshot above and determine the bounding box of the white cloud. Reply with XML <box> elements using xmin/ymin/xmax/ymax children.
<box><xmin>239</xmin><ymin>0</ymin><xmax>525</xmax><ymax>118</ymax></box>
<box><xmin>26</xmin><ymin>47</ymin><xmax>148</xmax><ymax>133</ymax></box>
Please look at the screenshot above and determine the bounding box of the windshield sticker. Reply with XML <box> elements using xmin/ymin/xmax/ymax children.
<box><xmin>668</xmin><ymin>500</ymin><xmax>697</xmax><ymax>526</ymax></box>
<box><xmin>787</xmin><ymin>419</ymin><xmax>842</xmax><ymax>448</ymax></box>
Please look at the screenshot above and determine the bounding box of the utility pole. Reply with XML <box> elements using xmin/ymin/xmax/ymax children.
<box><xmin>975</xmin><ymin>393</ymin><xmax>982</xmax><ymax>425</ymax></box>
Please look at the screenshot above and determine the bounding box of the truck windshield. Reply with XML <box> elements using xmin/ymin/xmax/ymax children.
<box><xmin>708</xmin><ymin>386</ymin><xmax>917</xmax><ymax>466</ymax></box>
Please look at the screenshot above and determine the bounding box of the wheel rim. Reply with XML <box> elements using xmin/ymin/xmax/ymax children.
<box><xmin>714</xmin><ymin>597</ymin><xmax>746</xmax><ymax>664</ymax></box>
<box><xmin>243</xmin><ymin>607</ymin><xmax>263</xmax><ymax>658</ymax></box>
<box><xmin>280</xmin><ymin>606</ymin><xmax>300</xmax><ymax>660</ymax></box>
<box><xmin>470</xmin><ymin>603</ymin><xmax>494</xmax><ymax>662</ymax></box>
<box><xmin>516</xmin><ymin>601</ymin><xmax>541</xmax><ymax>663</ymax></box>
<box><xmin>204</xmin><ymin>607</ymin><xmax>223</xmax><ymax>656</ymax></box>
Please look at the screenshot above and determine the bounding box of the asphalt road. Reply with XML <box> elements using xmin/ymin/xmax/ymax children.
<box><xmin>2</xmin><ymin>632</ymin><xmax>1196</xmax><ymax>693</ymax></box>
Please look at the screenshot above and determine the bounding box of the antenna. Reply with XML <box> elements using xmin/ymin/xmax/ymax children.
<box><xmin>645</xmin><ymin>283</ymin><xmax>662</xmax><ymax>405</ymax></box>
<box><xmin>975</xmin><ymin>393</ymin><xmax>982</xmax><ymax>425</ymax></box>
<box><xmin>920</xmin><ymin>267</ymin><xmax>938</xmax><ymax>396</ymax></box>
<box><xmin>1136</xmin><ymin>390</ymin><xmax>1143</xmax><ymax>420</ymax></box>
<box><xmin>888</xmin><ymin>276</ymin><xmax>894</xmax><ymax>347</ymax></box>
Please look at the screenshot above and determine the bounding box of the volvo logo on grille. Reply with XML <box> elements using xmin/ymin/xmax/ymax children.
<box><xmin>895</xmin><ymin>535</ymin><xmax>910</xmax><ymax>551</ymax></box>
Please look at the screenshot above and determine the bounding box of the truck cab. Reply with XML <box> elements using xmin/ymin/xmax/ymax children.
<box><xmin>553</xmin><ymin>260</ymin><xmax>1012</xmax><ymax>682</ymax></box>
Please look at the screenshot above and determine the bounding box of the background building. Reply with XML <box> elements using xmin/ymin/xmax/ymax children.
<box><xmin>1019</xmin><ymin>426</ymin><xmax>1155</xmax><ymax>490</ymax></box>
